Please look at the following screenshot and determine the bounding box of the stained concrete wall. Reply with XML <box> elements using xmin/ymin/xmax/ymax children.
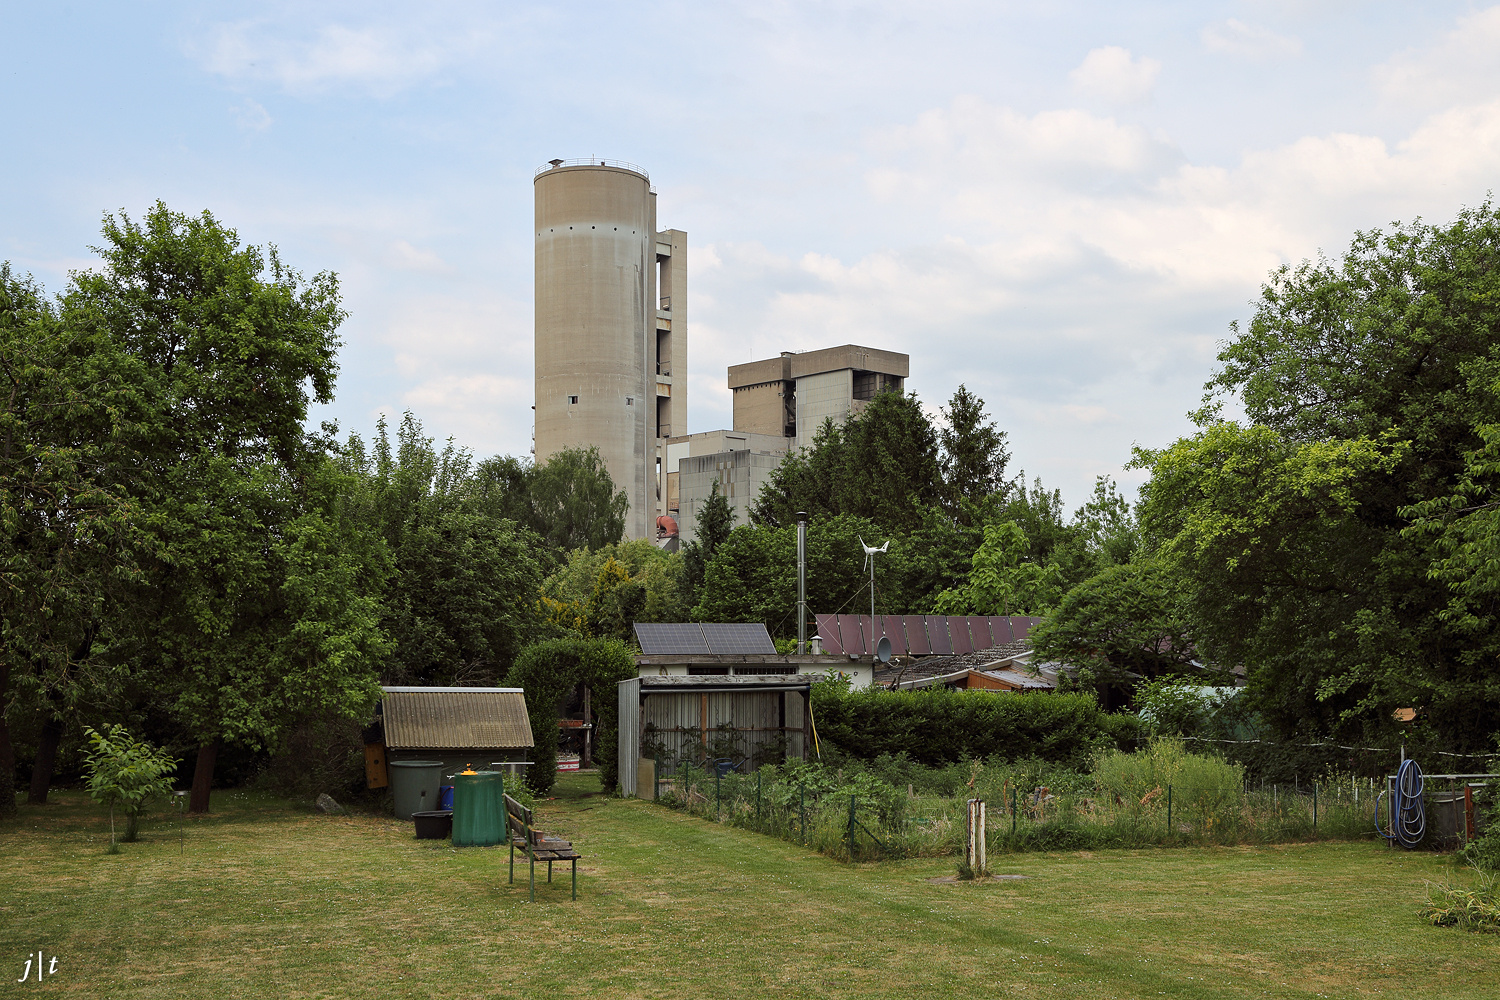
<box><xmin>535</xmin><ymin>162</ymin><xmax>675</xmax><ymax>540</ymax></box>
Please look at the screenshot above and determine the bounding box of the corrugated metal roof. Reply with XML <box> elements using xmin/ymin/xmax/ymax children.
<box><xmin>381</xmin><ymin>689</ymin><xmax>535</xmax><ymax>749</ymax></box>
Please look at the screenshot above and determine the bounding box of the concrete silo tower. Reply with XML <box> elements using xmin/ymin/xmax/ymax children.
<box><xmin>534</xmin><ymin>159</ymin><xmax>686</xmax><ymax>540</ymax></box>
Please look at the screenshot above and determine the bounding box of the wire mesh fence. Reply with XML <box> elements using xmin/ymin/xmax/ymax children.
<box><xmin>645</xmin><ymin>753</ymin><xmax>1495</xmax><ymax>862</ymax></box>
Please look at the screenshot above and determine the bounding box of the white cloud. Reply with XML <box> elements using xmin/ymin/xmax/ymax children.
<box><xmin>384</xmin><ymin>240</ymin><xmax>451</xmax><ymax>273</ymax></box>
<box><xmin>1376</xmin><ymin>6</ymin><xmax>1500</xmax><ymax>109</ymax></box>
<box><xmin>191</xmin><ymin>16</ymin><xmax>490</xmax><ymax>95</ymax></box>
<box><xmin>1200</xmin><ymin>19</ymin><xmax>1302</xmax><ymax>59</ymax></box>
<box><xmin>1069</xmin><ymin>46</ymin><xmax>1161</xmax><ymax>104</ymax></box>
<box><xmin>231</xmin><ymin>97</ymin><xmax>272</xmax><ymax>131</ymax></box>
<box><xmin>680</xmin><ymin>91</ymin><xmax>1500</xmax><ymax>498</ymax></box>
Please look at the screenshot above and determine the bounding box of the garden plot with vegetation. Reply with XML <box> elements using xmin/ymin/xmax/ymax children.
<box><xmin>3</xmin><ymin>773</ymin><xmax>1497</xmax><ymax>1000</ymax></box>
<box><xmin>654</xmin><ymin>737</ymin><xmax>1385</xmax><ymax>862</ymax></box>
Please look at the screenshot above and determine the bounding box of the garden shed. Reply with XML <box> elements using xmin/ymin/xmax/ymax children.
<box><xmin>378</xmin><ymin>686</ymin><xmax>535</xmax><ymax>780</ymax></box>
<box><xmin>617</xmin><ymin>675</ymin><xmax>814</xmax><ymax>796</ymax></box>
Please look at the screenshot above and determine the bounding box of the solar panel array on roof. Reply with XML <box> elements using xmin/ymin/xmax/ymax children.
<box><xmin>633</xmin><ymin>622</ymin><xmax>777</xmax><ymax>655</ymax></box>
<box><xmin>810</xmin><ymin>615</ymin><xmax>1044</xmax><ymax>657</ymax></box>
<box><xmin>634</xmin><ymin>622</ymin><xmax>711</xmax><ymax>655</ymax></box>
<box><xmin>700</xmin><ymin>622</ymin><xmax>777</xmax><ymax>654</ymax></box>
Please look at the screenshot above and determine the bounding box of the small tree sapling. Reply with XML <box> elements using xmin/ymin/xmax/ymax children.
<box><xmin>83</xmin><ymin>725</ymin><xmax>179</xmax><ymax>850</ymax></box>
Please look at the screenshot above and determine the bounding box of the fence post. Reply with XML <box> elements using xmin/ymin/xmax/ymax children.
<box><xmin>1313</xmin><ymin>782</ymin><xmax>1318</xmax><ymax>831</ymax></box>
<box><xmin>655</xmin><ymin>754</ymin><xmax>661</xmax><ymax>801</ymax></box>
<box><xmin>757</xmin><ymin>771</ymin><xmax>762</xmax><ymax>825</ymax></box>
<box><xmin>1011</xmin><ymin>788</ymin><xmax>1017</xmax><ymax>835</ymax></box>
<box><xmin>847</xmin><ymin>796</ymin><xmax>857</xmax><ymax>853</ymax></box>
<box><xmin>799</xmin><ymin>784</ymin><xmax>806</xmax><ymax>843</ymax></box>
<box><xmin>1166</xmin><ymin>785</ymin><xmax>1173</xmax><ymax>839</ymax></box>
<box><xmin>716</xmin><ymin>767</ymin><xmax>721</xmax><ymax>820</ymax></box>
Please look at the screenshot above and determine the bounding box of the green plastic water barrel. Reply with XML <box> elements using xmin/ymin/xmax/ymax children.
<box><xmin>452</xmin><ymin>770</ymin><xmax>507</xmax><ymax>847</ymax></box>
<box><xmin>390</xmin><ymin>760</ymin><xmax>444</xmax><ymax>820</ymax></box>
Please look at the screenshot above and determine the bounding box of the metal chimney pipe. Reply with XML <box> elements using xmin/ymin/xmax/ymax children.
<box><xmin>796</xmin><ymin>512</ymin><xmax>808</xmax><ymax>654</ymax></box>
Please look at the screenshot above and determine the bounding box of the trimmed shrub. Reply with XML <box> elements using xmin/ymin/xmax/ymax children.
<box><xmin>810</xmin><ymin>685</ymin><xmax>1144</xmax><ymax>769</ymax></box>
<box><xmin>506</xmin><ymin>636</ymin><xmax>635</xmax><ymax>793</ymax></box>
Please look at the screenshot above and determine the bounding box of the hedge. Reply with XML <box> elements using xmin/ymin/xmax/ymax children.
<box><xmin>505</xmin><ymin>636</ymin><xmax>635</xmax><ymax>794</ymax></box>
<box><xmin>810</xmin><ymin>685</ymin><xmax>1145</xmax><ymax>769</ymax></box>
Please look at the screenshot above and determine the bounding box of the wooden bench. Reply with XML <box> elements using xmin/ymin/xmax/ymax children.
<box><xmin>504</xmin><ymin>793</ymin><xmax>582</xmax><ymax>901</ymax></box>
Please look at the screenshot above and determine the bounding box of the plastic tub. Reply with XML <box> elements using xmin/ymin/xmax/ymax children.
<box><xmin>438</xmin><ymin>785</ymin><xmax>454</xmax><ymax>810</ymax></box>
<box><xmin>413</xmin><ymin>810</ymin><xmax>453</xmax><ymax>840</ymax></box>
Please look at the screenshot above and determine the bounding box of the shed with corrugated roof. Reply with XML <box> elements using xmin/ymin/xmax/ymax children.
<box><xmin>379</xmin><ymin>687</ymin><xmax>535</xmax><ymax>781</ymax></box>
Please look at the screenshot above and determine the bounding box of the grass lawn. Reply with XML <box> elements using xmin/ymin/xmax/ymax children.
<box><xmin>1</xmin><ymin>773</ymin><xmax>1495</xmax><ymax>999</ymax></box>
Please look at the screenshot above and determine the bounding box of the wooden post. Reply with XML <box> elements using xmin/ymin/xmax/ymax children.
<box><xmin>582</xmin><ymin>686</ymin><xmax>593</xmax><ymax>768</ymax></box>
<box><xmin>966</xmin><ymin>798</ymin><xmax>986</xmax><ymax>877</ymax></box>
<box><xmin>701</xmin><ymin>692</ymin><xmax>709</xmax><ymax>756</ymax></box>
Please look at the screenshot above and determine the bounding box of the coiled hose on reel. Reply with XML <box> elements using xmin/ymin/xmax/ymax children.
<box><xmin>1378</xmin><ymin>758</ymin><xmax>1426</xmax><ymax>849</ymax></box>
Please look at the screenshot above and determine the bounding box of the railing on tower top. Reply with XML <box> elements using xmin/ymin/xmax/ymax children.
<box><xmin>535</xmin><ymin>158</ymin><xmax>650</xmax><ymax>179</ymax></box>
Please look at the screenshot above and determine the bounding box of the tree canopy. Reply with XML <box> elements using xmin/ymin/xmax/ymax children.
<box><xmin>1136</xmin><ymin>203</ymin><xmax>1500</xmax><ymax>752</ymax></box>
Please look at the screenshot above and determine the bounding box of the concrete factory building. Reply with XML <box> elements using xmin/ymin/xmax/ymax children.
<box><xmin>668</xmin><ymin>345</ymin><xmax>910</xmax><ymax>544</ymax></box>
<box><xmin>533</xmin><ymin>157</ymin><xmax>908</xmax><ymax>544</ymax></box>
<box><xmin>534</xmin><ymin>158</ymin><xmax>686</xmax><ymax>540</ymax></box>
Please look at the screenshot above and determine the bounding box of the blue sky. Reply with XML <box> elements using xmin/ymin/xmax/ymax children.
<box><xmin>5</xmin><ymin>2</ymin><xmax>1499</xmax><ymax>509</ymax></box>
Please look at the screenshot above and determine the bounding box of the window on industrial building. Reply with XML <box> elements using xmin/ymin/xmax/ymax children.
<box><xmin>852</xmin><ymin>371</ymin><xmax>902</xmax><ymax>401</ymax></box>
<box><xmin>568</xmin><ymin>395</ymin><xmax>579</xmax><ymax>405</ymax></box>
<box><xmin>626</xmin><ymin>397</ymin><xmax>634</xmax><ymax>406</ymax></box>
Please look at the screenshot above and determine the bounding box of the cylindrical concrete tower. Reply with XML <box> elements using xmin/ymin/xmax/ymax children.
<box><xmin>535</xmin><ymin>160</ymin><xmax>657</xmax><ymax>539</ymax></box>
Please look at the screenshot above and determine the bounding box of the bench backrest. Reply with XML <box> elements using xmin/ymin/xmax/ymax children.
<box><xmin>503</xmin><ymin>793</ymin><xmax>532</xmax><ymax>840</ymax></box>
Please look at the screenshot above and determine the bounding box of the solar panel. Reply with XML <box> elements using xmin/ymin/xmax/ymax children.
<box><xmin>902</xmin><ymin>615</ymin><xmax>931</xmax><ymax>655</ymax></box>
<box><xmin>1019</xmin><ymin>617</ymin><xmax>1040</xmax><ymax>637</ymax></box>
<box><xmin>633</xmin><ymin>622</ymin><xmax>710</xmax><ymax>655</ymax></box>
<box><xmin>948</xmin><ymin>617</ymin><xmax>975</xmax><ymax>655</ymax></box>
<box><xmin>988</xmin><ymin>617</ymin><xmax>1016</xmax><ymax>644</ymax></box>
<box><xmin>966</xmin><ymin>616</ymin><xmax>994</xmax><ymax>649</ymax></box>
<box><xmin>924</xmin><ymin>615</ymin><xmax>954</xmax><ymax>655</ymax></box>
<box><xmin>701</xmin><ymin>622</ymin><xmax>776</xmax><ymax>655</ymax></box>
<box><xmin>837</xmin><ymin>614</ymin><xmax>867</xmax><ymax>655</ymax></box>
<box><xmin>814</xmin><ymin>614</ymin><xmax>843</xmax><ymax>654</ymax></box>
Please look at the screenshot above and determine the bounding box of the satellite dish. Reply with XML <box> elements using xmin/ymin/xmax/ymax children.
<box><xmin>876</xmin><ymin>636</ymin><xmax>892</xmax><ymax>663</ymax></box>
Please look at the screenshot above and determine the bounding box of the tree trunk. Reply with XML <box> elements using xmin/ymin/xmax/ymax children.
<box><xmin>28</xmin><ymin>716</ymin><xmax>63</xmax><ymax>805</ymax></box>
<box><xmin>189</xmin><ymin>740</ymin><xmax>218</xmax><ymax>814</ymax></box>
<box><xmin>0</xmin><ymin>662</ymin><xmax>14</xmax><ymax>819</ymax></box>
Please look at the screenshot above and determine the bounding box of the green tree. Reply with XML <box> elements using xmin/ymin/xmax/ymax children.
<box><xmin>82</xmin><ymin>724</ymin><xmax>178</xmax><ymax>848</ymax></box>
<box><xmin>0</xmin><ymin>266</ymin><xmax>145</xmax><ymax>815</ymax></box>
<box><xmin>540</xmin><ymin>539</ymin><xmax>685</xmax><ymax>642</ymax></box>
<box><xmin>1028</xmin><ymin>561</ymin><xmax>1200</xmax><ymax>708</ymax></box>
<box><xmin>751</xmin><ymin>392</ymin><xmax>944</xmax><ymax>534</ymax></box>
<box><xmin>342</xmin><ymin>413</ymin><xmax>545</xmax><ymax>686</ymax></box>
<box><xmin>932</xmin><ymin>521</ymin><xmax>1064</xmax><ymax>616</ymax></box>
<box><xmin>835</xmin><ymin>391</ymin><xmax>945</xmax><ymax>533</ymax></box>
<box><xmin>939</xmin><ymin>384</ymin><xmax>1010</xmax><ymax>515</ymax></box>
<box><xmin>681</xmin><ymin>480</ymin><xmax>733</xmax><ymax>606</ymax></box>
<box><xmin>750</xmin><ymin>418</ymin><xmax>847</xmax><ymax>528</ymax></box>
<box><xmin>1137</xmin><ymin>203</ymin><xmax>1500</xmax><ymax>750</ymax></box>
<box><xmin>69</xmin><ymin>203</ymin><xmax>387</xmax><ymax>812</ymax></box>
<box><xmin>529</xmin><ymin>446</ymin><xmax>629</xmax><ymax>552</ymax></box>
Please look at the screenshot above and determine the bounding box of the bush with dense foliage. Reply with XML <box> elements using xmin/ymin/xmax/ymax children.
<box><xmin>810</xmin><ymin>684</ymin><xmax>1145</xmax><ymax>769</ymax></box>
<box><xmin>505</xmin><ymin>637</ymin><xmax>635</xmax><ymax>793</ymax></box>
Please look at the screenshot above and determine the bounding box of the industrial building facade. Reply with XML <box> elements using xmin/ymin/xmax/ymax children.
<box><xmin>533</xmin><ymin>159</ymin><xmax>685</xmax><ymax>540</ymax></box>
<box><xmin>533</xmin><ymin>158</ymin><xmax>908</xmax><ymax>544</ymax></box>
<box><xmin>669</xmin><ymin>345</ymin><xmax>910</xmax><ymax>544</ymax></box>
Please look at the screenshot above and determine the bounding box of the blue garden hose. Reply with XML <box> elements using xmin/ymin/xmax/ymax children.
<box><xmin>1378</xmin><ymin>758</ymin><xmax>1426</xmax><ymax>849</ymax></box>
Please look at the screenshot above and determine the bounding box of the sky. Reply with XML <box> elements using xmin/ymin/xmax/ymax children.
<box><xmin>5</xmin><ymin>2</ymin><xmax>1500</xmax><ymax>510</ymax></box>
